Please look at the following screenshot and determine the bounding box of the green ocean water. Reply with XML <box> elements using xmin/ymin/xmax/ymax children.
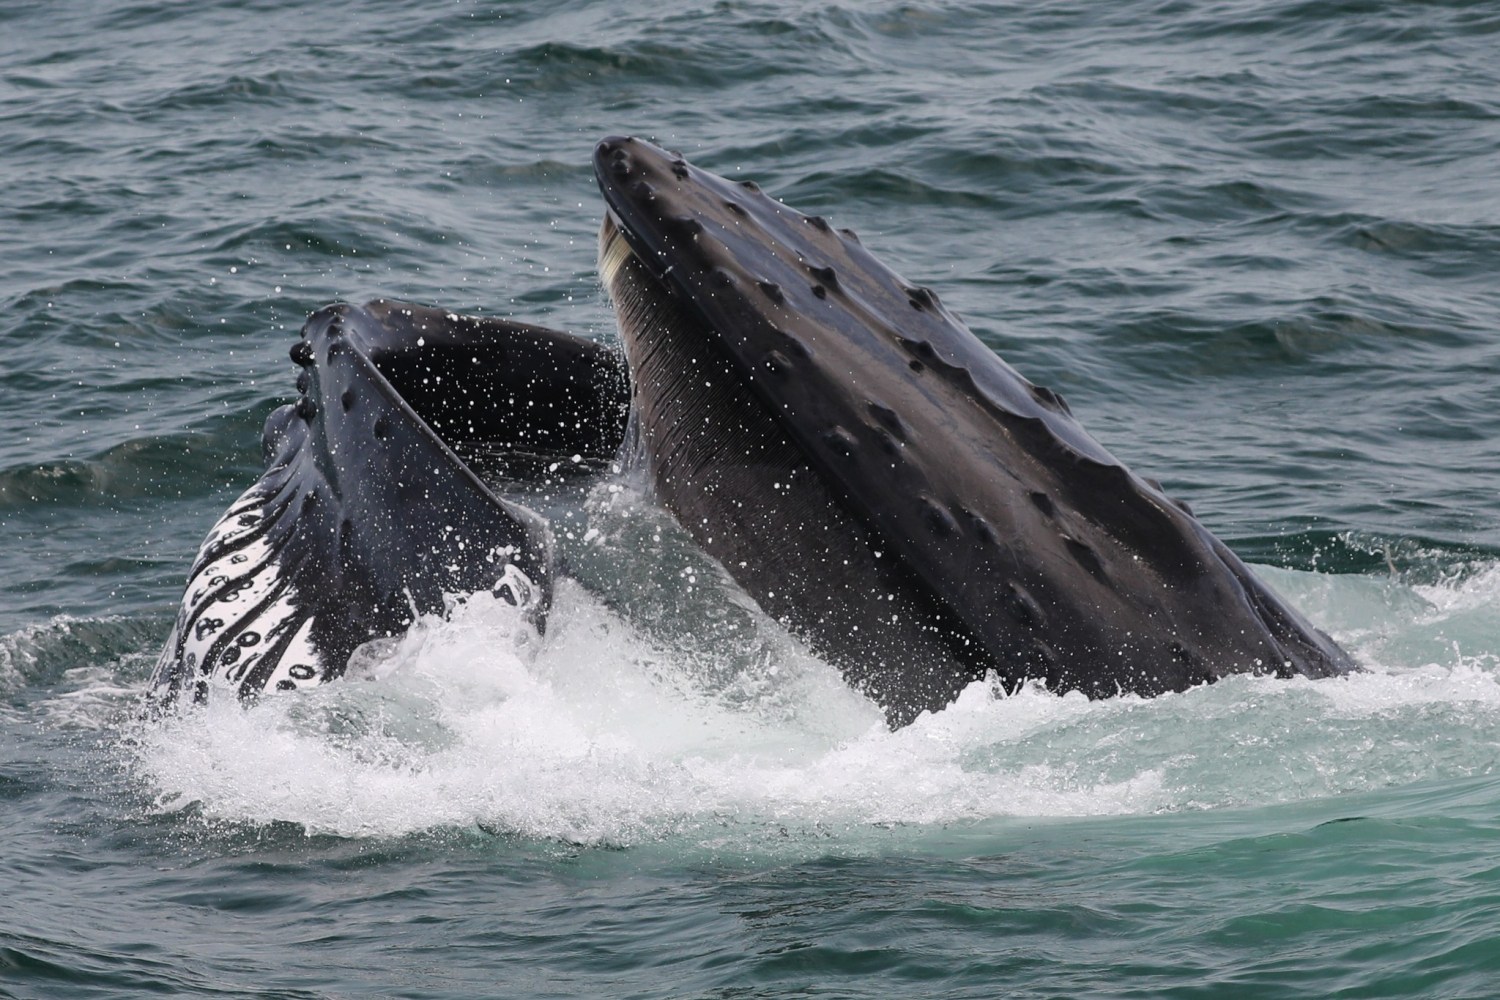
<box><xmin>5</xmin><ymin>0</ymin><xmax>1500</xmax><ymax>996</ymax></box>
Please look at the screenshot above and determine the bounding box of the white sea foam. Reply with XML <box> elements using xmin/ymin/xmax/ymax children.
<box><xmin>111</xmin><ymin>557</ymin><xmax>1500</xmax><ymax>846</ymax></box>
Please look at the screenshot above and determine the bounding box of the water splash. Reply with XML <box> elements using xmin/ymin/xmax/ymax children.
<box><xmin>112</xmin><ymin>557</ymin><xmax>1500</xmax><ymax>847</ymax></box>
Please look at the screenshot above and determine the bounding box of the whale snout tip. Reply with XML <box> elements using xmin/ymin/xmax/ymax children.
<box><xmin>596</xmin><ymin>135</ymin><xmax>635</xmax><ymax>158</ymax></box>
<box><xmin>595</xmin><ymin>136</ymin><xmax>642</xmax><ymax>182</ymax></box>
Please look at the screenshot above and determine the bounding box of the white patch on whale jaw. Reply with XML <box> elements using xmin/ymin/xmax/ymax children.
<box><xmin>148</xmin><ymin>475</ymin><xmax>324</xmax><ymax>709</ymax></box>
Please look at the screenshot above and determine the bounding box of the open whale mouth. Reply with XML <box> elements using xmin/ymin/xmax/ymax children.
<box><xmin>152</xmin><ymin>134</ymin><xmax>1353</xmax><ymax>726</ymax></box>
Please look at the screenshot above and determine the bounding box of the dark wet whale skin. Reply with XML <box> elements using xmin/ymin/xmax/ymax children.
<box><xmin>594</xmin><ymin>135</ymin><xmax>1354</xmax><ymax>718</ymax></box>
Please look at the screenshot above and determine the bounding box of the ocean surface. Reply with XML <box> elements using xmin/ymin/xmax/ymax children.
<box><xmin>4</xmin><ymin>0</ymin><xmax>1500</xmax><ymax>996</ymax></box>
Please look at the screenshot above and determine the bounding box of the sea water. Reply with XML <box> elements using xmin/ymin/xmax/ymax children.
<box><xmin>4</xmin><ymin>1</ymin><xmax>1500</xmax><ymax>996</ymax></box>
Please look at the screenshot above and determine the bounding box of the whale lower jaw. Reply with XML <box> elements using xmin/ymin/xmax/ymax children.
<box><xmin>152</xmin><ymin>461</ymin><xmax>321</xmax><ymax>704</ymax></box>
<box><xmin>148</xmin><ymin>300</ymin><xmax>626</xmax><ymax>708</ymax></box>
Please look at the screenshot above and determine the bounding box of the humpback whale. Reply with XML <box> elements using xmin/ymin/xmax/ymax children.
<box><xmin>148</xmin><ymin>299</ymin><xmax>625</xmax><ymax>705</ymax></box>
<box><xmin>150</xmin><ymin>136</ymin><xmax>1354</xmax><ymax>724</ymax></box>
<box><xmin>593</xmin><ymin>135</ymin><xmax>1354</xmax><ymax>724</ymax></box>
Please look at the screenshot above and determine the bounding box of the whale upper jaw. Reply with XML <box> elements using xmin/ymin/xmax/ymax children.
<box><xmin>593</xmin><ymin>134</ymin><xmax>1354</xmax><ymax>722</ymax></box>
